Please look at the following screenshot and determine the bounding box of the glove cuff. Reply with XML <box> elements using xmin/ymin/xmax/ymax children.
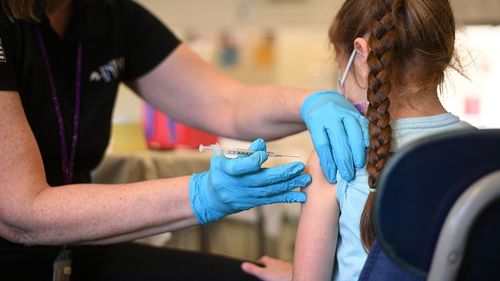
<box><xmin>300</xmin><ymin>90</ymin><xmax>338</xmax><ymax>121</ymax></box>
<box><xmin>189</xmin><ymin>172</ymin><xmax>210</xmax><ymax>224</ymax></box>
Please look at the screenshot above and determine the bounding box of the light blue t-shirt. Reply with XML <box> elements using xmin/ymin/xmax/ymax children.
<box><xmin>332</xmin><ymin>113</ymin><xmax>473</xmax><ymax>281</ymax></box>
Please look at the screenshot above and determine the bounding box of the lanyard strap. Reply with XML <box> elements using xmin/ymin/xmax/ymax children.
<box><xmin>34</xmin><ymin>26</ymin><xmax>83</xmax><ymax>184</ymax></box>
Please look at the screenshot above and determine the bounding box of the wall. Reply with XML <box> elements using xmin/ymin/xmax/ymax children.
<box><xmin>453</xmin><ymin>0</ymin><xmax>500</xmax><ymax>24</ymax></box>
<box><xmin>136</xmin><ymin>0</ymin><xmax>340</xmax><ymax>29</ymax></box>
<box><xmin>441</xmin><ymin>25</ymin><xmax>500</xmax><ymax>128</ymax></box>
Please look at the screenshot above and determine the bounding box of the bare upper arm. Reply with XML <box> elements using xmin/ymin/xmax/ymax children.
<box><xmin>0</xmin><ymin>91</ymin><xmax>48</xmax><ymax>234</ymax></box>
<box><xmin>304</xmin><ymin>150</ymin><xmax>336</xmax><ymax>194</ymax></box>
<box><xmin>293</xmin><ymin>151</ymin><xmax>339</xmax><ymax>281</ymax></box>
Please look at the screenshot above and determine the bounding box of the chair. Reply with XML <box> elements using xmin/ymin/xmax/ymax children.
<box><xmin>358</xmin><ymin>129</ymin><xmax>500</xmax><ymax>281</ymax></box>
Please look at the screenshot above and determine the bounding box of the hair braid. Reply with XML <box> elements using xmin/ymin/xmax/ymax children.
<box><xmin>360</xmin><ymin>0</ymin><xmax>400</xmax><ymax>251</ymax></box>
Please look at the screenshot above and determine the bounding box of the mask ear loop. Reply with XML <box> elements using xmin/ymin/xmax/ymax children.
<box><xmin>338</xmin><ymin>49</ymin><xmax>357</xmax><ymax>92</ymax></box>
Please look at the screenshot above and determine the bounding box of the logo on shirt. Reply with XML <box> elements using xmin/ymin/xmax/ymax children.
<box><xmin>89</xmin><ymin>57</ymin><xmax>125</xmax><ymax>83</ymax></box>
<box><xmin>0</xmin><ymin>38</ymin><xmax>6</xmax><ymax>63</ymax></box>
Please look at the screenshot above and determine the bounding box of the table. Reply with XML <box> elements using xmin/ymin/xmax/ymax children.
<box><xmin>92</xmin><ymin>149</ymin><xmax>211</xmax><ymax>183</ymax></box>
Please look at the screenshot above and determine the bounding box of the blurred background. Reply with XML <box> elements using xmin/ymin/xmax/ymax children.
<box><xmin>93</xmin><ymin>0</ymin><xmax>500</xmax><ymax>262</ymax></box>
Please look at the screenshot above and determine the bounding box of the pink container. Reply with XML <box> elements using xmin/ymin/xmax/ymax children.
<box><xmin>143</xmin><ymin>104</ymin><xmax>218</xmax><ymax>149</ymax></box>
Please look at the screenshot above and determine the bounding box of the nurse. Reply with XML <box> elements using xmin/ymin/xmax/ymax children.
<box><xmin>0</xmin><ymin>0</ymin><xmax>367</xmax><ymax>280</ymax></box>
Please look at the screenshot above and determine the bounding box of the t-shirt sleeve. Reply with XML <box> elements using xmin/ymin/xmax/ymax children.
<box><xmin>118</xmin><ymin>0</ymin><xmax>181</xmax><ymax>81</ymax></box>
<box><xmin>0</xmin><ymin>11</ymin><xmax>18</xmax><ymax>91</ymax></box>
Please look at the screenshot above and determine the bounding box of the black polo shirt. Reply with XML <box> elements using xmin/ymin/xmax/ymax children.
<box><xmin>0</xmin><ymin>0</ymin><xmax>180</xmax><ymax>276</ymax></box>
<box><xmin>0</xmin><ymin>0</ymin><xmax>180</xmax><ymax>186</ymax></box>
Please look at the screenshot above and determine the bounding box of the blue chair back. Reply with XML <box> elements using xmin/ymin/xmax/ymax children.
<box><xmin>360</xmin><ymin>129</ymin><xmax>500</xmax><ymax>280</ymax></box>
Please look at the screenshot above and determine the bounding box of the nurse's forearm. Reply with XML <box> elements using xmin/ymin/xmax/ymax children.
<box><xmin>1</xmin><ymin>176</ymin><xmax>198</xmax><ymax>246</ymax></box>
<box><xmin>84</xmin><ymin>222</ymin><xmax>184</xmax><ymax>245</ymax></box>
<box><xmin>232</xmin><ymin>84</ymin><xmax>312</xmax><ymax>140</ymax></box>
<box><xmin>0</xmin><ymin>92</ymin><xmax>199</xmax><ymax>246</ymax></box>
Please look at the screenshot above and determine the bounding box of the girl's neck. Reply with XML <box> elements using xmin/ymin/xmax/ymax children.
<box><xmin>47</xmin><ymin>0</ymin><xmax>73</xmax><ymax>38</ymax></box>
<box><xmin>389</xmin><ymin>89</ymin><xmax>447</xmax><ymax>120</ymax></box>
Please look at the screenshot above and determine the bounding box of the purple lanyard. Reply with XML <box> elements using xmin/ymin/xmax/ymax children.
<box><xmin>34</xmin><ymin>26</ymin><xmax>83</xmax><ymax>184</ymax></box>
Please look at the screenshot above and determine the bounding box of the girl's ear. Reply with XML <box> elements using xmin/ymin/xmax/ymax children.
<box><xmin>354</xmin><ymin>37</ymin><xmax>369</xmax><ymax>58</ymax></box>
<box><xmin>353</xmin><ymin>37</ymin><xmax>370</xmax><ymax>81</ymax></box>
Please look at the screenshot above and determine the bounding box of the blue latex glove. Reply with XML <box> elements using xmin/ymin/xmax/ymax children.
<box><xmin>190</xmin><ymin>139</ymin><xmax>311</xmax><ymax>224</ymax></box>
<box><xmin>301</xmin><ymin>90</ymin><xmax>369</xmax><ymax>183</ymax></box>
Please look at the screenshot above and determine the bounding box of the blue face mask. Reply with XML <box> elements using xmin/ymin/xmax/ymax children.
<box><xmin>338</xmin><ymin>49</ymin><xmax>369</xmax><ymax>115</ymax></box>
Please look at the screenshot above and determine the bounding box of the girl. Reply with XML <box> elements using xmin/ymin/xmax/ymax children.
<box><xmin>242</xmin><ymin>0</ymin><xmax>473</xmax><ymax>280</ymax></box>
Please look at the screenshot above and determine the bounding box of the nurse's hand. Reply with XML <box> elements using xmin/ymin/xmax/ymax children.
<box><xmin>241</xmin><ymin>256</ymin><xmax>292</xmax><ymax>281</ymax></box>
<box><xmin>189</xmin><ymin>139</ymin><xmax>311</xmax><ymax>224</ymax></box>
<box><xmin>301</xmin><ymin>90</ymin><xmax>369</xmax><ymax>183</ymax></box>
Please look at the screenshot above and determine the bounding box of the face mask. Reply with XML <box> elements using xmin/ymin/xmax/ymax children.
<box><xmin>353</xmin><ymin>100</ymin><xmax>369</xmax><ymax>115</ymax></box>
<box><xmin>338</xmin><ymin>49</ymin><xmax>369</xmax><ymax>115</ymax></box>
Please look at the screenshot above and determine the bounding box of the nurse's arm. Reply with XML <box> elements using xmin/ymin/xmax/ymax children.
<box><xmin>127</xmin><ymin>43</ymin><xmax>312</xmax><ymax>141</ymax></box>
<box><xmin>0</xmin><ymin>91</ymin><xmax>199</xmax><ymax>246</ymax></box>
<box><xmin>292</xmin><ymin>151</ymin><xmax>339</xmax><ymax>281</ymax></box>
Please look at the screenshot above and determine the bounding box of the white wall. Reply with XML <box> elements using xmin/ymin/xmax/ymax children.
<box><xmin>441</xmin><ymin>25</ymin><xmax>500</xmax><ymax>128</ymax></box>
<box><xmin>453</xmin><ymin>0</ymin><xmax>500</xmax><ymax>24</ymax></box>
<box><xmin>136</xmin><ymin>0</ymin><xmax>340</xmax><ymax>31</ymax></box>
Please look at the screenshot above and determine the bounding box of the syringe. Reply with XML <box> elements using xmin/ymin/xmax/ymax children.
<box><xmin>199</xmin><ymin>144</ymin><xmax>300</xmax><ymax>158</ymax></box>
